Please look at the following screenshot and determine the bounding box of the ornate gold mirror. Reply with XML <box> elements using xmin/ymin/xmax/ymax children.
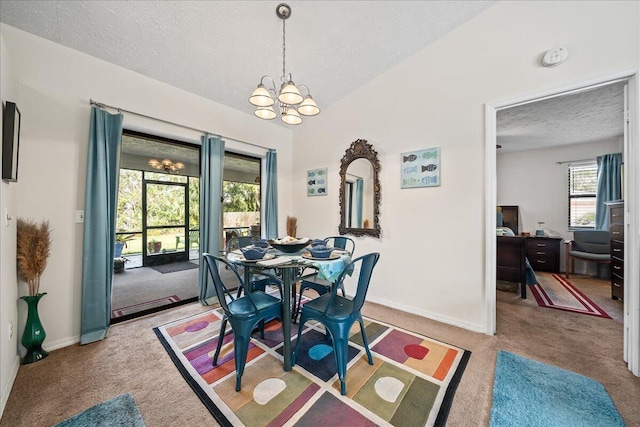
<box><xmin>339</xmin><ymin>139</ymin><xmax>381</xmax><ymax>238</ymax></box>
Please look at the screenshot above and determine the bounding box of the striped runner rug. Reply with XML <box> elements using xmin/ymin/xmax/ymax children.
<box><xmin>529</xmin><ymin>273</ymin><xmax>611</xmax><ymax>319</ymax></box>
<box><xmin>154</xmin><ymin>307</ymin><xmax>470</xmax><ymax>426</ymax></box>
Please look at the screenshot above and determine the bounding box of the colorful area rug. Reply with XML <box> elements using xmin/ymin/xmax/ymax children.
<box><xmin>489</xmin><ymin>351</ymin><xmax>624</xmax><ymax>427</ymax></box>
<box><xmin>154</xmin><ymin>308</ymin><xmax>470</xmax><ymax>426</ymax></box>
<box><xmin>529</xmin><ymin>273</ymin><xmax>611</xmax><ymax>318</ymax></box>
<box><xmin>54</xmin><ymin>393</ymin><xmax>146</xmax><ymax>427</ymax></box>
<box><xmin>150</xmin><ymin>261</ymin><xmax>199</xmax><ymax>274</ymax></box>
<box><xmin>112</xmin><ymin>295</ymin><xmax>181</xmax><ymax>318</ymax></box>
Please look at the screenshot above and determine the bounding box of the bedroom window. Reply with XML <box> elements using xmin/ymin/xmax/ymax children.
<box><xmin>568</xmin><ymin>161</ymin><xmax>597</xmax><ymax>229</ymax></box>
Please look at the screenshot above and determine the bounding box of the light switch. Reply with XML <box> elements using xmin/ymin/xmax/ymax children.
<box><xmin>75</xmin><ymin>210</ymin><xmax>84</xmax><ymax>223</ymax></box>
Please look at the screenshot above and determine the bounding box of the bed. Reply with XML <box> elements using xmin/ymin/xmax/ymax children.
<box><xmin>496</xmin><ymin>206</ymin><xmax>536</xmax><ymax>298</ymax></box>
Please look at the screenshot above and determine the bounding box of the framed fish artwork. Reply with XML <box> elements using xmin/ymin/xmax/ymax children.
<box><xmin>307</xmin><ymin>167</ymin><xmax>327</xmax><ymax>196</ymax></box>
<box><xmin>401</xmin><ymin>147</ymin><xmax>440</xmax><ymax>188</ymax></box>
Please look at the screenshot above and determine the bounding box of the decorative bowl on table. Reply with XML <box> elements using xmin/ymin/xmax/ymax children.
<box><xmin>240</xmin><ymin>247</ymin><xmax>268</xmax><ymax>260</ymax></box>
<box><xmin>310</xmin><ymin>239</ymin><xmax>326</xmax><ymax>247</ymax></box>
<box><xmin>308</xmin><ymin>245</ymin><xmax>334</xmax><ymax>259</ymax></box>
<box><xmin>268</xmin><ymin>237</ymin><xmax>310</xmax><ymax>253</ymax></box>
<box><xmin>252</xmin><ymin>239</ymin><xmax>270</xmax><ymax>248</ymax></box>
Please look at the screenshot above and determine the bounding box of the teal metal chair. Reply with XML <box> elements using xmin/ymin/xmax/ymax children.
<box><xmin>294</xmin><ymin>236</ymin><xmax>355</xmax><ymax>321</ymax></box>
<box><xmin>292</xmin><ymin>252</ymin><xmax>380</xmax><ymax>395</ymax></box>
<box><xmin>202</xmin><ymin>253</ymin><xmax>283</xmax><ymax>392</ymax></box>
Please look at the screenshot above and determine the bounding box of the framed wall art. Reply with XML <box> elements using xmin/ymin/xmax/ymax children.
<box><xmin>401</xmin><ymin>147</ymin><xmax>440</xmax><ymax>189</ymax></box>
<box><xmin>307</xmin><ymin>167</ymin><xmax>327</xmax><ymax>196</ymax></box>
<box><xmin>2</xmin><ymin>101</ymin><xmax>21</xmax><ymax>182</ymax></box>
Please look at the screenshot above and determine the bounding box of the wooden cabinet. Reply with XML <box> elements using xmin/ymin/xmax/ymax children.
<box><xmin>526</xmin><ymin>236</ymin><xmax>562</xmax><ymax>273</ymax></box>
<box><xmin>608</xmin><ymin>201</ymin><xmax>624</xmax><ymax>300</ymax></box>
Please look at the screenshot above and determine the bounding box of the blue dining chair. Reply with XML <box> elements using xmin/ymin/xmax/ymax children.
<box><xmin>294</xmin><ymin>236</ymin><xmax>355</xmax><ymax>321</ymax></box>
<box><xmin>202</xmin><ymin>253</ymin><xmax>283</xmax><ymax>392</ymax></box>
<box><xmin>292</xmin><ymin>252</ymin><xmax>380</xmax><ymax>395</ymax></box>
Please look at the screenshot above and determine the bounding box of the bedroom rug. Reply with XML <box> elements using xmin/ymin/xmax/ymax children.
<box><xmin>150</xmin><ymin>261</ymin><xmax>199</xmax><ymax>274</ymax></box>
<box><xmin>489</xmin><ymin>351</ymin><xmax>624</xmax><ymax>427</ymax></box>
<box><xmin>529</xmin><ymin>273</ymin><xmax>611</xmax><ymax>318</ymax></box>
<box><xmin>54</xmin><ymin>393</ymin><xmax>146</xmax><ymax>427</ymax></box>
<box><xmin>154</xmin><ymin>308</ymin><xmax>470</xmax><ymax>427</ymax></box>
<box><xmin>111</xmin><ymin>295</ymin><xmax>181</xmax><ymax>318</ymax></box>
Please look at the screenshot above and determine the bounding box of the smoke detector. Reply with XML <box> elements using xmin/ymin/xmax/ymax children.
<box><xmin>542</xmin><ymin>47</ymin><xmax>568</xmax><ymax>67</ymax></box>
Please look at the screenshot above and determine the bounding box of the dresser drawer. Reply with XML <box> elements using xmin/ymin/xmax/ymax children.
<box><xmin>611</xmin><ymin>240</ymin><xmax>624</xmax><ymax>260</ymax></box>
<box><xmin>612</xmin><ymin>274</ymin><xmax>624</xmax><ymax>300</ymax></box>
<box><xmin>611</xmin><ymin>256</ymin><xmax>624</xmax><ymax>276</ymax></box>
<box><xmin>526</xmin><ymin>239</ymin><xmax>559</xmax><ymax>253</ymax></box>
<box><xmin>610</xmin><ymin>207</ymin><xmax>624</xmax><ymax>225</ymax></box>
<box><xmin>610</xmin><ymin>224</ymin><xmax>624</xmax><ymax>242</ymax></box>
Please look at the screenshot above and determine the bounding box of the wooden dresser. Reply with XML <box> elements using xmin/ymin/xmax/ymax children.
<box><xmin>526</xmin><ymin>236</ymin><xmax>562</xmax><ymax>273</ymax></box>
<box><xmin>608</xmin><ymin>201</ymin><xmax>624</xmax><ymax>300</ymax></box>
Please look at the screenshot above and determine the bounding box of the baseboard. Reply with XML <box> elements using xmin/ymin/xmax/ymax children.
<box><xmin>43</xmin><ymin>335</ymin><xmax>80</xmax><ymax>352</ymax></box>
<box><xmin>0</xmin><ymin>354</ymin><xmax>20</xmax><ymax>419</ymax></box>
<box><xmin>366</xmin><ymin>295</ymin><xmax>487</xmax><ymax>334</ymax></box>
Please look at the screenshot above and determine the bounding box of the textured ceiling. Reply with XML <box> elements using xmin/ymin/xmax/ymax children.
<box><xmin>1</xmin><ymin>1</ymin><xmax>623</xmax><ymax>151</ymax></box>
<box><xmin>0</xmin><ymin>0</ymin><xmax>495</xmax><ymax>122</ymax></box>
<box><xmin>497</xmin><ymin>82</ymin><xmax>625</xmax><ymax>153</ymax></box>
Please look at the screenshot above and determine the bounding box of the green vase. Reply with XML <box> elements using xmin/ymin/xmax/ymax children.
<box><xmin>20</xmin><ymin>293</ymin><xmax>49</xmax><ymax>364</ymax></box>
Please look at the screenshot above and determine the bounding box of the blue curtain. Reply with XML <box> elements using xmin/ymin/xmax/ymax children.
<box><xmin>198</xmin><ymin>134</ymin><xmax>225</xmax><ymax>305</ymax></box>
<box><xmin>355</xmin><ymin>178</ymin><xmax>363</xmax><ymax>228</ymax></box>
<box><xmin>595</xmin><ymin>153</ymin><xmax>622</xmax><ymax>230</ymax></box>
<box><xmin>80</xmin><ymin>107</ymin><xmax>123</xmax><ymax>344</ymax></box>
<box><xmin>265</xmin><ymin>150</ymin><xmax>279</xmax><ymax>239</ymax></box>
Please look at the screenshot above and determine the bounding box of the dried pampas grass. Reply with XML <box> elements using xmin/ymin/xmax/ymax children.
<box><xmin>286</xmin><ymin>216</ymin><xmax>297</xmax><ymax>238</ymax></box>
<box><xmin>16</xmin><ymin>218</ymin><xmax>51</xmax><ymax>296</ymax></box>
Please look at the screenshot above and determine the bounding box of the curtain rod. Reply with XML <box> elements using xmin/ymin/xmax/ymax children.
<box><xmin>89</xmin><ymin>99</ymin><xmax>271</xmax><ymax>151</ymax></box>
<box><xmin>556</xmin><ymin>158</ymin><xmax>596</xmax><ymax>165</ymax></box>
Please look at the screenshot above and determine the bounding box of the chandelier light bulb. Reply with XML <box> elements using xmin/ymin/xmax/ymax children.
<box><xmin>255</xmin><ymin>106</ymin><xmax>277</xmax><ymax>120</ymax></box>
<box><xmin>281</xmin><ymin>107</ymin><xmax>302</xmax><ymax>125</ymax></box>
<box><xmin>249</xmin><ymin>84</ymin><xmax>275</xmax><ymax>107</ymax></box>
<box><xmin>298</xmin><ymin>95</ymin><xmax>320</xmax><ymax>116</ymax></box>
<box><xmin>278</xmin><ymin>80</ymin><xmax>303</xmax><ymax>105</ymax></box>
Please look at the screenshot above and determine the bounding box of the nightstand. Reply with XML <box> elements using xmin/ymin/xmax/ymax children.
<box><xmin>526</xmin><ymin>236</ymin><xmax>562</xmax><ymax>273</ymax></box>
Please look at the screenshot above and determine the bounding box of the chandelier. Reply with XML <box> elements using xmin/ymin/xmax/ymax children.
<box><xmin>148</xmin><ymin>158</ymin><xmax>185</xmax><ymax>173</ymax></box>
<box><xmin>248</xmin><ymin>3</ymin><xmax>320</xmax><ymax>125</ymax></box>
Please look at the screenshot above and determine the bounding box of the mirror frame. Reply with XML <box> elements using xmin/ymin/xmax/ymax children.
<box><xmin>339</xmin><ymin>139</ymin><xmax>381</xmax><ymax>238</ymax></box>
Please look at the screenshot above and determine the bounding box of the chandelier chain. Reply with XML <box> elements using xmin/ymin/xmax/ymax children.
<box><xmin>282</xmin><ymin>18</ymin><xmax>286</xmax><ymax>83</ymax></box>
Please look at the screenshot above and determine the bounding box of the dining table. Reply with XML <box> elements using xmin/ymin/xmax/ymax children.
<box><xmin>225</xmin><ymin>246</ymin><xmax>351</xmax><ymax>371</ymax></box>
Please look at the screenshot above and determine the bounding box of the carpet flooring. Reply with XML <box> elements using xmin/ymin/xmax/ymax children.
<box><xmin>489</xmin><ymin>351</ymin><xmax>625</xmax><ymax>426</ymax></box>
<box><xmin>529</xmin><ymin>272</ymin><xmax>611</xmax><ymax>318</ymax></box>
<box><xmin>154</xmin><ymin>309</ymin><xmax>470</xmax><ymax>426</ymax></box>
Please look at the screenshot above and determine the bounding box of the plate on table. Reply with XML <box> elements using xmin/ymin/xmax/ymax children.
<box><xmin>236</xmin><ymin>253</ymin><xmax>276</xmax><ymax>263</ymax></box>
<box><xmin>301</xmin><ymin>252</ymin><xmax>341</xmax><ymax>261</ymax></box>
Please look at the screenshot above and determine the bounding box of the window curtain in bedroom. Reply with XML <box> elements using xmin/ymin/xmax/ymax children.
<box><xmin>80</xmin><ymin>106</ymin><xmax>123</xmax><ymax>345</ymax></box>
<box><xmin>595</xmin><ymin>152</ymin><xmax>622</xmax><ymax>230</ymax></box>
<box><xmin>355</xmin><ymin>178</ymin><xmax>363</xmax><ymax>228</ymax></box>
<box><xmin>265</xmin><ymin>150</ymin><xmax>279</xmax><ymax>239</ymax></box>
<box><xmin>198</xmin><ymin>134</ymin><xmax>225</xmax><ymax>305</ymax></box>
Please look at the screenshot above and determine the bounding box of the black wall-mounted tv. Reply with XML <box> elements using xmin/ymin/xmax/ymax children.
<box><xmin>2</xmin><ymin>101</ymin><xmax>20</xmax><ymax>182</ymax></box>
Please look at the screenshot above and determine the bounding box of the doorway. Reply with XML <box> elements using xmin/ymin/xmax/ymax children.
<box><xmin>485</xmin><ymin>72</ymin><xmax>640</xmax><ymax>376</ymax></box>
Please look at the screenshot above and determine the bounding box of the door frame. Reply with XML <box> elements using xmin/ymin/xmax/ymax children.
<box><xmin>484</xmin><ymin>69</ymin><xmax>640</xmax><ymax>376</ymax></box>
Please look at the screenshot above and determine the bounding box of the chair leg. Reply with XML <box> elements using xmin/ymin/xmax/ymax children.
<box><xmin>332</xmin><ymin>335</ymin><xmax>349</xmax><ymax>396</ymax></box>
<box><xmin>292</xmin><ymin>313</ymin><xmax>308</xmax><ymax>366</ymax></box>
<box><xmin>232</xmin><ymin>321</ymin><xmax>256</xmax><ymax>392</ymax></box>
<box><xmin>358</xmin><ymin>316</ymin><xmax>373</xmax><ymax>365</ymax></box>
<box><xmin>213</xmin><ymin>317</ymin><xmax>228</xmax><ymax>366</ymax></box>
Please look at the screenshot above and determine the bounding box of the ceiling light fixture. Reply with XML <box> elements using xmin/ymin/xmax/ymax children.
<box><xmin>148</xmin><ymin>158</ymin><xmax>185</xmax><ymax>174</ymax></box>
<box><xmin>249</xmin><ymin>3</ymin><xmax>320</xmax><ymax>125</ymax></box>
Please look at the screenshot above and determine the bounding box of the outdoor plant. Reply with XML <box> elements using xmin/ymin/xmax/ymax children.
<box><xmin>16</xmin><ymin>218</ymin><xmax>52</xmax><ymax>296</ymax></box>
<box><xmin>115</xmin><ymin>233</ymin><xmax>136</xmax><ymax>245</ymax></box>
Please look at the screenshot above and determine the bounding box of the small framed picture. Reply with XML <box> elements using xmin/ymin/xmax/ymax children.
<box><xmin>401</xmin><ymin>147</ymin><xmax>440</xmax><ymax>188</ymax></box>
<box><xmin>307</xmin><ymin>168</ymin><xmax>327</xmax><ymax>196</ymax></box>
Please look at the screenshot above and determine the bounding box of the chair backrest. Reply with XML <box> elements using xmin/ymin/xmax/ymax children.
<box><xmin>324</xmin><ymin>236</ymin><xmax>356</xmax><ymax>256</ymax></box>
<box><xmin>226</xmin><ymin>236</ymin><xmax>254</xmax><ymax>252</ymax></box>
<box><xmin>334</xmin><ymin>252</ymin><xmax>380</xmax><ymax>314</ymax></box>
<box><xmin>573</xmin><ymin>230</ymin><xmax>610</xmax><ymax>254</ymax></box>
<box><xmin>202</xmin><ymin>253</ymin><xmax>254</xmax><ymax>315</ymax></box>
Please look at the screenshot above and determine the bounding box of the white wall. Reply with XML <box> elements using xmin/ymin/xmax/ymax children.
<box><xmin>497</xmin><ymin>139</ymin><xmax>622</xmax><ymax>273</ymax></box>
<box><xmin>0</xmin><ymin>23</ymin><xmax>293</xmax><ymax>375</ymax></box>
<box><xmin>0</xmin><ymin>31</ymin><xmax>20</xmax><ymax>417</ymax></box>
<box><xmin>291</xmin><ymin>1</ymin><xmax>639</xmax><ymax>331</ymax></box>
